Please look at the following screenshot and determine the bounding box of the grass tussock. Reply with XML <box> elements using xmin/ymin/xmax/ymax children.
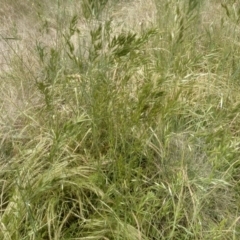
<box><xmin>1</xmin><ymin>0</ymin><xmax>240</xmax><ymax>239</ymax></box>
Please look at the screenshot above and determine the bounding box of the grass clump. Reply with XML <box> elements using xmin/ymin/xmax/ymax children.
<box><xmin>0</xmin><ymin>0</ymin><xmax>240</xmax><ymax>239</ymax></box>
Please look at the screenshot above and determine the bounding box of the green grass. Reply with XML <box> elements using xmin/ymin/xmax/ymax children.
<box><xmin>1</xmin><ymin>0</ymin><xmax>240</xmax><ymax>239</ymax></box>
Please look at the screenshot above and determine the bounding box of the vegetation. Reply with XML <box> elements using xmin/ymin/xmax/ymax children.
<box><xmin>0</xmin><ymin>0</ymin><xmax>240</xmax><ymax>239</ymax></box>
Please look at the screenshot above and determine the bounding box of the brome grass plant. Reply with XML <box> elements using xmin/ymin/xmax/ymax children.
<box><xmin>0</xmin><ymin>0</ymin><xmax>240</xmax><ymax>239</ymax></box>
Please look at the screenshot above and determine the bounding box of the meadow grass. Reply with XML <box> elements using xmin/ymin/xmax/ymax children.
<box><xmin>0</xmin><ymin>0</ymin><xmax>240</xmax><ymax>239</ymax></box>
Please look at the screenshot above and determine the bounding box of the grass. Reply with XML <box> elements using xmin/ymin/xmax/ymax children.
<box><xmin>0</xmin><ymin>0</ymin><xmax>240</xmax><ymax>239</ymax></box>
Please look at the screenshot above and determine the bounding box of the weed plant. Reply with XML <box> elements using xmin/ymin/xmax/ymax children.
<box><xmin>0</xmin><ymin>0</ymin><xmax>240</xmax><ymax>239</ymax></box>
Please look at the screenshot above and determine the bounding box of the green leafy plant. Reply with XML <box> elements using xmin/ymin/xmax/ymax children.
<box><xmin>1</xmin><ymin>0</ymin><xmax>240</xmax><ymax>239</ymax></box>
